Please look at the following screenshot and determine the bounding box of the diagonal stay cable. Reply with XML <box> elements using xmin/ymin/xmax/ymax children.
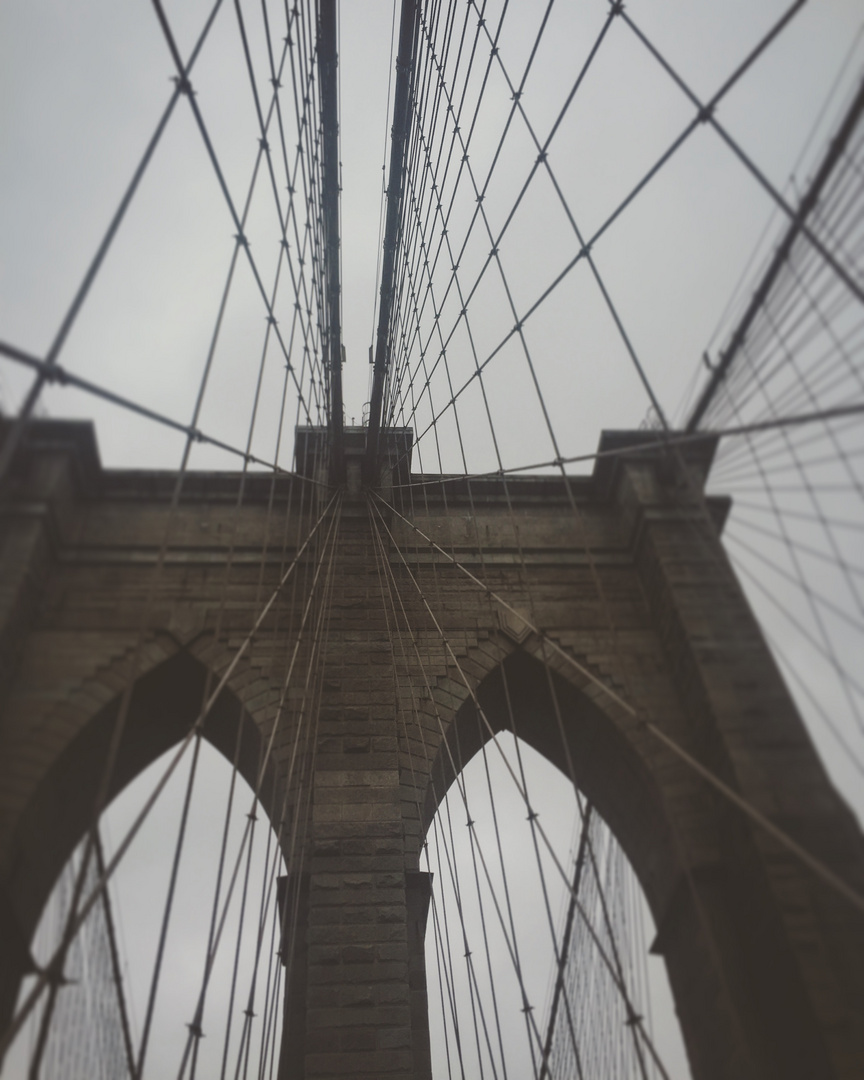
<box><xmin>367</xmin><ymin>494</ymin><xmax>673</xmax><ymax>1077</ymax></box>
<box><xmin>148</xmin><ymin>0</ymin><xmax>319</xmax><ymax>427</ymax></box>
<box><xmin>368</xmin><ymin>489</ymin><xmax>529</xmax><ymax>1078</ymax></box>
<box><xmin>177</xmin><ymin>489</ymin><xmax>343</xmax><ymax>1080</ymax></box>
<box><xmin>369</xmin><ymin>489</ymin><xmax>864</xmax><ymax>917</ymax></box>
<box><xmin>1</xmin><ymin>3</ymin><xmax>329</xmax><ymax>473</ymax></box>
<box><xmin>470</xmin><ymin>0</ymin><xmax>670</xmax><ymax>429</ymax></box>
<box><xmin>390</xmin><ymin>402</ymin><xmax>864</xmax><ymax>491</ymax></box>
<box><xmin>621</xmin><ymin>7</ymin><xmax>864</xmax><ymax>310</ymax></box>
<box><xmin>395</xmin><ymin>0</ymin><xmax>820</xmax><ymax>444</ymax></box>
<box><xmin>0</xmin><ymin>0</ymin><xmax>227</xmax><ymax>483</ymax></box>
<box><xmin>5</xmin><ymin>9</ymin><xmax>326</xmax><ymax>1055</ymax></box>
<box><xmin>141</xmin><ymin>243</ymin><xmax>329</xmax><ymax>1080</ymax></box>
<box><xmin>368</xmin><ymin>500</ymin><xmax>559</xmax><ymax>1074</ymax></box>
<box><xmin>232</xmin><ymin>0</ymin><xmax>331</xmax><ymax>412</ymax></box>
<box><xmin>0</xmin><ymin>488</ymin><xmax>339</xmax><ymax>1059</ymax></box>
<box><xmin>175</xmin><ymin>511</ymin><xmax>341</xmax><ymax>1080</ymax></box>
<box><xmin>0</xmin><ymin>341</ymin><xmax>328</xmax><ymax>484</ymax></box>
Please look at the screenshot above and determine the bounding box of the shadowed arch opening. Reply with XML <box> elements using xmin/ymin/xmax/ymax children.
<box><xmin>2</xmin><ymin>648</ymin><xmax>281</xmax><ymax>1036</ymax></box>
<box><xmin>422</xmin><ymin>648</ymin><xmax>680</xmax><ymax>925</ymax></box>
<box><xmin>420</xmin><ymin>692</ymin><xmax>693</xmax><ymax>1078</ymax></box>
<box><xmin>418</xmin><ymin>644</ymin><xmax>864</xmax><ymax>1080</ymax></box>
<box><xmin>419</xmin><ymin>649</ymin><xmax>713</xmax><ymax>1078</ymax></box>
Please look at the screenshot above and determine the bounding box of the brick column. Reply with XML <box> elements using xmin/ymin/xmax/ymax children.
<box><xmin>616</xmin><ymin>446</ymin><xmax>864</xmax><ymax>1079</ymax></box>
<box><xmin>278</xmin><ymin>507</ymin><xmax>432</xmax><ymax>1079</ymax></box>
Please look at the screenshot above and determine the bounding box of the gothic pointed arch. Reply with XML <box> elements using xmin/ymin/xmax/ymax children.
<box><xmin>0</xmin><ymin>646</ymin><xmax>279</xmax><ymax>1033</ymax></box>
<box><xmin>420</xmin><ymin>647</ymin><xmax>856</xmax><ymax>1080</ymax></box>
<box><xmin>423</xmin><ymin>649</ymin><xmax>676</xmax><ymax>926</ymax></box>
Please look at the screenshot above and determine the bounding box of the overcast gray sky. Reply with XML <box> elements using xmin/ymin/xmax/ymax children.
<box><xmin>3</xmin><ymin>2</ymin><xmax>864</xmax><ymax>1078</ymax></box>
<box><xmin>2</xmin><ymin>1</ymin><xmax>862</xmax><ymax>469</ymax></box>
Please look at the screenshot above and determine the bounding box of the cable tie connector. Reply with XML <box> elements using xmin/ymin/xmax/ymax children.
<box><xmin>247</xmin><ymin>809</ymin><xmax>258</xmax><ymax>821</ymax></box>
<box><xmin>267</xmin><ymin>315</ymin><xmax>277</xmax><ymax>327</ymax></box>
<box><xmin>235</xmin><ymin>232</ymin><xmax>249</xmax><ymax>248</ymax></box>
<box><xmin>461</xmin><ymin>153</ymin><xmax>469</xmax><ymax>163</ymax></box>
<box><xmin>536</xmin><ymin>150</ymin><xmax>547</xmax><ymax>164</ymax></box>
<box><xmin>187</xmin><ymin>1022</ymin><xmax>205</xmax><ymax>1039</ymax></box>
<box><xmin>697</xmin><ymin>103</ymin><xmax>714</xmax><ymax>124</ymax></box>
<box><xmin>521</xmin><ymin>1002</ymin><xmax>534</xmax><ymax>1014</ymax></box>
<box><xmin>526</xmin><ymin>809</ymin><xmax>538</xmax><ymax>821</ymax></box>
<box><xmin>625</xmin><ymin>1010</ymin><xmax>642</xmax><ymax>1026</ymax></box>
<box><xmin>609</xmin><ymin>0</ymin><xmax>625</xmax><ymax>15</ymax></box>
<box><xmin>270</xmin><ymin>77</ymin><xmax>283</xmax><ymax>90</ymax></box>
<box><xmin>513</xmin><ymin>320</ymin><xmax>523</xmax><ymax>333</ymax></box>
<box><xmin>476</xmin><ymin>193</ymin><xmax>484</xmax><ymax>203</ymax></box>
<box><xmin>259</xmin><ymin>137</ymin><xmax>270</xmax><ymax>152</ymax></box>
<box><xmin>466</xmin><ymin>819</ymin><xmax>475</xmax><ymax>828</ymax></box>
<box><xmin>511</xmin><ymin>90</ymin><xmax>522</xmax><ymax>102</ymax></box>
<box><xmin>190</xmin><ymin>428</ymin><xmax>204</xmax><ymax>443</ymax></box>
<box><xmin>43</xmin><ymin>959</ymin><xmax>71</xmax><ymax>987</ymax></box>
<box><xmin>580</xmin><ymin>242</ymin><xmax>593</xmax><ymax>259</ymax></box>
<box><xmin>490</xmin><ymin>246</ymin><xmax>499</xmax><ymax>257</ymax></box>
<box><xmin>172</xmin><ymin>75</ymin><xmax>194</xmax><ymax>97</ymax></box>
<box><xmin>244</xmin><ymin>1007</ymin><xmax>256</xmax><ymax>1018</ymax></box>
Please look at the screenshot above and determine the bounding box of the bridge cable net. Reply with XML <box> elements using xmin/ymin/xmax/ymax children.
<box><xmin>3</xmin><ymin>1</ymin><xmax>343</xmax><ymax>1075</ymax></box>
<box><xmin>369</xmin><ymin>0</ymin><xmax>864</xmax><ymax>846</ymax></box>
<box><xmin>680</xmin><ymin>74</ymin><xmax>864</xmax><ymax>808</ymax></box>
<box><xmin>363</xmin><ymin>0</ymin><xmax>864</xmax><ymax>1072</ymax></box>
<box><xmin>1</xmin><ymin>0</ymin><xmax>863</xmax><ymax>1078</ymax></box>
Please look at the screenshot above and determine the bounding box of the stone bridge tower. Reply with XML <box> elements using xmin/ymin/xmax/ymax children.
<box><xmin>1</xmin><ymin>418</ymin><xmax>863</xmax><ymax>1079</ymax></box>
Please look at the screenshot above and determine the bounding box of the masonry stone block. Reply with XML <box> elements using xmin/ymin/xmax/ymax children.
<box><xmin>0</xmin><ymin>422</ymin><xmax>862</xmax><ymax>1079</ymax></box>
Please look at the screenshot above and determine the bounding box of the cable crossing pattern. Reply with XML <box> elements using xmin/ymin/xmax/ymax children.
<box><xmin>1</xmin><ymin>2</ymin><xmax>863</xmax><ymax>1080</ymax></box>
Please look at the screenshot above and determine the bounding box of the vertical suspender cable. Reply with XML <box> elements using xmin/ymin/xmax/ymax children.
<box><xmin>318</xmin><ymin>0</ymin><xmax>345</xmax><ymax>481</ymax></box>
<box><xmin>538</xmin><ymin>805</ymin><xmax>593</xmax><ymax>1080</ymax></box>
